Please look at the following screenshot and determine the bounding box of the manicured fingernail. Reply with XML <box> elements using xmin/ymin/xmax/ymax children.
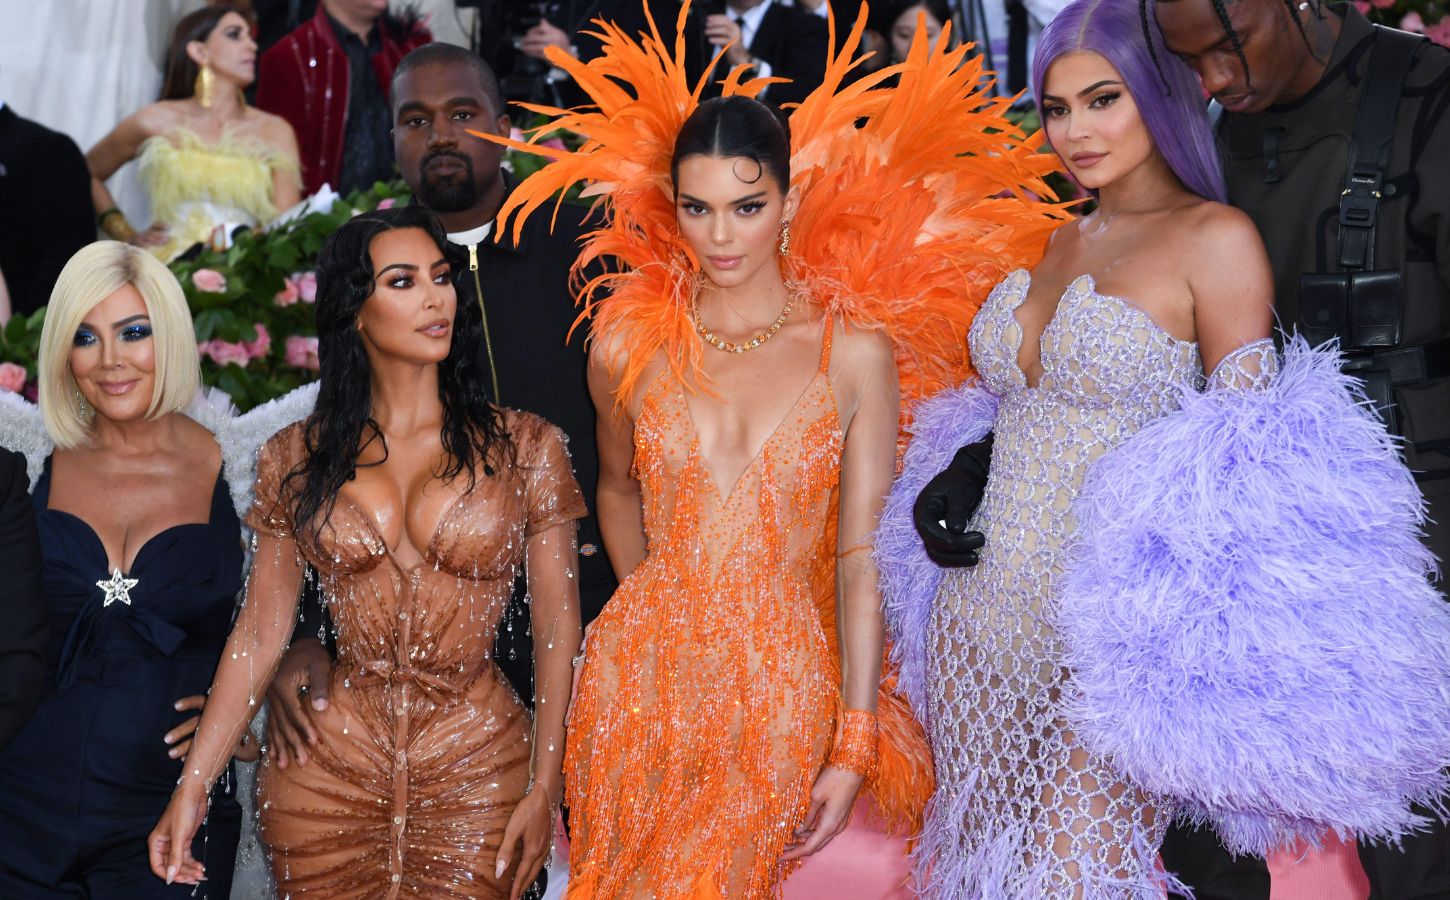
<box><xmin>313</xmin><ymin>698</ymin><xmax>327</xmax><ymax>711</ymax></box>
<box><xmin>495</xmin><ymin>856</ymin><xmax>507</xmax><ymax>879</ymax></box>
<box><xmin>169</xmin><ymin>749</ymin><xmax>179</xmax><ymax>758</ymax></box>
<box><xmin>166</xmin><ymin>865</ymin><xmax>177</xmax><ymax>884</ymax></box>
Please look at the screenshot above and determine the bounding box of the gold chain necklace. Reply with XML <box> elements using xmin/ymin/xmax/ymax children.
<box><xmin>692</xmin><ymin>289</ymin><xmax>796</xmax><ymax>354</ymax></box>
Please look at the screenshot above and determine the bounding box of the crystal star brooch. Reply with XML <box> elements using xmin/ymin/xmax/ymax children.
<box><xmin>96</xmin><ymin>569</ymin><xmax>139</xmax><ymax>607</ymax></box>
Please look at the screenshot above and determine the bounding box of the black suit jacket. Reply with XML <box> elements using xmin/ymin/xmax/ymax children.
<box><xmin>576</xmin><ymin>0</ymin><xmax>829</xmax><ymax>110</ymax></box>
<box><xmin>0</xmin><ymin>106</ymin><xmax>95</xmax><ymax>316</ymax></box>
<box><xmin>0</xmin><ymin>448</ymin><xmax>47</xmax><ymax>751</ymax></box>
<box><xmin>745</xmin><ymin>1</ymin><xmax>830</xmax><ymax>106</ymax></box>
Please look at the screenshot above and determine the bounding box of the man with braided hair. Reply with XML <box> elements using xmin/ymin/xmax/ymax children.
<box><xmin>1146</xmin><ymin>3</ymin><xmax>1450</xmax><ymax>898</ymax></box>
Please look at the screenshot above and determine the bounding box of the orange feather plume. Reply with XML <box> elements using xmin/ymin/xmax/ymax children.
<box><xmin>476</xmin><ymin>1</ymin><xmax>1070</xmax><ymax>836</ymax></box>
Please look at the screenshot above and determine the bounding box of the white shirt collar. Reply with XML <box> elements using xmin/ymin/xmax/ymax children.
<box><xmin>727</xmin><ymin>0</ymin><xmax>774</xmax><ymax>44</ymax></box>
<box><xmin>446</xmin><ymin>221</ymin><xmax>494</xmax><ymax>246</ymax></box>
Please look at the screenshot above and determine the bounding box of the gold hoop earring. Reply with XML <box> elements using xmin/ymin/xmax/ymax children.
<box><xmin>195</xmin><ymin>65</ymin><xmax>215</xmax><ymax>109</ymax></box>
<box><xmin>778</xmin><ymin>220</ymin><xmax>792</xmax><ymax>257</ymax></box>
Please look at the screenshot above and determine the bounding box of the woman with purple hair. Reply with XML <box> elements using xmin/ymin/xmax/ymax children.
<box><xmin>874</xmin><ymin>0</ymin><xmax>1450</xmax><ymax>894</ymax></box>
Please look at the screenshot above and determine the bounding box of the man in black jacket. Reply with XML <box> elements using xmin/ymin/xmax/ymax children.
<box><xmin>0</xmin><ymin>104</ymin><xmax>95</xmax><ymax>316</ymax></box>
<box><xmin>0</xmin><ymin>448</ymin><xmax>47</xmax><ymax>752</ymax></box>
<box><xmin>264</xmin><ymin>44</ymin><xmax>615</xmax><ymax>761</ymax></box>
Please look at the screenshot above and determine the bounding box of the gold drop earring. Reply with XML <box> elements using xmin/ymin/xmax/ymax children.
<box><xmin>195</xmin><ymin>64</ymin><xmax>215</xmax><ymax>109</ymax></box>
<box><xmin>778</xmin><ymin>220</ymin><xmax>792</xmax><ymax>257</ymax></box>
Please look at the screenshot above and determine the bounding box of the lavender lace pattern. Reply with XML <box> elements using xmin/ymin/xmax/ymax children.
<box><xmin>921</xmin><ymin>270</ymin><xmax>1203</xmax><ymax>898</ymax></box>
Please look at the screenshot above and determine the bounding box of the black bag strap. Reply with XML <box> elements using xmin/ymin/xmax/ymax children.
<box><xmin>1337</xmin><ymin>25</ymin><xmax>1425</xmax><ymax>271</ymax></box>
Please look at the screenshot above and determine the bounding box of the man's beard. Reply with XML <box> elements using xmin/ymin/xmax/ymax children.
<box><xmin>416</xmin><ymin>152</ymin><xmax>478</xmax><ymax>213</ymax></box>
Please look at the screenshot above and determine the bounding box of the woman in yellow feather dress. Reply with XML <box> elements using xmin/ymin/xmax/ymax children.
<box><xmin>87</xmin><ymin>5</ymin><xmax>300</xmax><ymax>261</ymax></box>
<box><xmin>489</xmin><ymin>6</ymin><xmax>1066</xmax><ymax>896</ymax></box>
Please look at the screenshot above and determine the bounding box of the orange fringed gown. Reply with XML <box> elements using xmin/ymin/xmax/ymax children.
<box><xmin>481</xmin><ymin>3</ymin><xmax>1068</xmax><ymax>895</ymax></box>
<box><xmin>568</xmin><ymin>328</ymin><xmax>844</xmax><ymax>897</ymax></box>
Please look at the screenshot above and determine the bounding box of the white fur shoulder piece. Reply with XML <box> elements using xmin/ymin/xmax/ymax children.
<box><xmin>214</xmin><ymin>382</ymin><xmax>319</xmax><ymax>520</ymax></box>
<box><xmin>0</xmin><ymin>391</ymin><xmax>53</xmax><ymax>491</ymax></box>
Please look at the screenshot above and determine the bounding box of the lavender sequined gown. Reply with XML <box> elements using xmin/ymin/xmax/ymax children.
<box><xmin>925</xmin><ymin>269</ymin><xmax>1203</xmax><ymax>898</ymax></box>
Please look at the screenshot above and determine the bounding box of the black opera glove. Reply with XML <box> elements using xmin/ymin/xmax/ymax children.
<box><xmin>912</xmin><ymin>434</ymin><xmax>994</xmax><ymax>568</ymax></box>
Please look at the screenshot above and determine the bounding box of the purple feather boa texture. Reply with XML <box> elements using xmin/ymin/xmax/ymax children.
<box><xmin>1058</xmin><ymin>336</ymin><xmax>1450</xmax><ymax>855</ymax></box>
<box><xmin>876</xmin><ymin>381</ymin><xmax>998</xmax><ymax>725</ymax></box>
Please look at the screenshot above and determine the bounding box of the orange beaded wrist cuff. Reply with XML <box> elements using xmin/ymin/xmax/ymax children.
<box><xmin>827</xmin><ymin>708</ymin><xmax>879</xmax><ymax>780</ymax></box>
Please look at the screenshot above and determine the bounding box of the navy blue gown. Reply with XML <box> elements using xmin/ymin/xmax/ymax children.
<box><xmin>0</xmin><ymin>458</ymin><xmax>243</xmax><ymax>898</ymax></box>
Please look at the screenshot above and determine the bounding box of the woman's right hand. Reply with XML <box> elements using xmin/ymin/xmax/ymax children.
<box><xmin>129</xmin><ymin>224</ymin><xmax>170</xmax><ymax>248</ymax></box>
<box><xmin>147</xmin><ymin>784</ymin><xmax>208</xmax><ymax>885</ymax></box>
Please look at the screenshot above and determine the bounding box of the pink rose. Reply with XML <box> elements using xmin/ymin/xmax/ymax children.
<box><xmin>198</xmin><ymin>340</ymin><xmax>251</xmax><ymax>368</ymax></box>
<box><xmin>1401</xmin><ymin>10</ymin><xmax>1426</xmax><ymax>31</ymax></box>
<box><xmin>244</xmin><ymin>323</ymin><xmax>271</xmax><ymax>360</ymax></box>
<box><xmin>295</xmin><ymin>271</ymin><xmax>318</xmax><ymax>303</ymax></box>
<box><xmin>191</xmin><ymin>268</ymin><xmax>227</xmax><ymax>293</ymax></box>
<box><xmin>274</xmin><ymin>278</ymin><xmax>300</xmax><ymax>306</ymax></box>
<box><xmin>540</xmin><ymin>136</ymin><xmax>568</xmax><ymax>151</ymax></box>
<box><xmin>284</xmin><ymin>335</ymin><xmax>320</xmax><ymax>371</ymax></box>
<box><xmin>0</xmin><ymin>362</ymin><xmax>27</xmax><ymax>393</ymax></box>
<box><xmin>1426</xmin><ymin>17</ymin><xmax>1450</xmax><ymax>46</ymax></box>
<box><xmin>376</xmin><ymin>197</ymin><xmax>397</xmax><ymax>210</ymax></box>
<box><xmin>1353</xmin><ymin>0</ymin><xmax>1372</xmax><ymax>12</ymax></box>
<box><xmin>1370</xmin><ymin>0</ymin><xmax>1394</xmax><ymax>8</ymax></box>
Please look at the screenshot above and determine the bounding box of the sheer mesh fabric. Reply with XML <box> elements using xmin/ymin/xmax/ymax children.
<box><xmin>245</xmin><ymin>410</ymin><xmax>585</xmax><ymax>898</ymax></box>
<box><xmin>924</xmin><ymin>271</ymin><xmax>1203</xmax><ymax>898</ymax></box>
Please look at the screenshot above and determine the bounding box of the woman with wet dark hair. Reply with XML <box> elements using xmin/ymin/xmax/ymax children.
<box><xmin>147</xmin><ymin>206</ymin><xmax>584</xmax><ymax>898</ymax></box>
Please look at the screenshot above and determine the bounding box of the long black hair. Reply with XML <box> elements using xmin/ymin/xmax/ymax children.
<box><xmin>671</xmin><ymin>96</ymin><xmax>792</xmax><ymax>194</ymax></box>
<box><xmin>285</xmin><ymin>206</ymin><xmax>512</xmax><ymax>543</ymax></box>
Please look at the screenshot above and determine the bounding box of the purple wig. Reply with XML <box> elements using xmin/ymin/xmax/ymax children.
<box><xmin>1032</xmin><ymin>0</ymin><xmax>1227</xmax><ymax>203</ymax></box>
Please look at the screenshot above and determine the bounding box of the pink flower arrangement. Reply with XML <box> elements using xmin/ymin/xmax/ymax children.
<box><xmin>0</xmin><ymin>362</ymin><xmax>27</xmax><ymax>393</ymax></box>
<box><xmin>244</xmin><ymin>323</ymin><xmax>271</xmax><ymax>358</ymax></box>
<box><xmin>1427</xmin><ymin>16</ymin><xmax>1450</xmax><ymax>45</ymax></box>
<box><xmin>295</xmin><ymin>271</ymin><xmax>317</xmax><ymax>303</ymax></box>
<box><xmin>199</xmin><ymin>323</ymin><xmax>270</xmax><ymax>368</ymax></box>
<box><xmin>1402</xmin><ymin>10</ymin><xmax>1426</xmax><ymax>30</ymax></box>
<box><xmin>284</xmin><ymin>335</ymin><xmax>320</xmax><ymax>371</ymax></box>
<box><xmin>1370</xmin><ymin>0</ymin><xmax>1396</xmax><ymax>9</ymax></box>
<box><xmin>197</xmin><ymin>339</ymin><xmax>251</xmax><ymax>368</ymax></box>
<box><xmin>191</xmin><ymin>268</ymin><xmax>227</xmax><ymax>293</ymax></box>
<box><xmin>376</xmin><ymin>198</ymin><xmax>397</xmax><ymax>210</ymax></box>
<box><xmin>273</xmin><ymin>271</ymin><xmax>317</xmax><ymax>306</ymax></box>
<box><xmin>274</xmin><ymin>278</ymin><xmax>300</xmax><ymax>307</ymax></box>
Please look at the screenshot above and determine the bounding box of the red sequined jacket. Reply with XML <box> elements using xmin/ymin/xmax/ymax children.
<box><xmin>255</xmin><ymin>6</ymin><xmax>430</xmax><ymax>196</ymax></box>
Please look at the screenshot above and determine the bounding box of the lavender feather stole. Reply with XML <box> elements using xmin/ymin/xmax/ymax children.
<box><xmin>876</xmin><ymin>381</ymin><xmax>998</xmax><ymax>725</ymax></box>
<box><xmin>1057</xmin><ymin>337</ymin><xmax>1450</xmax><ymax>856</ymax></box>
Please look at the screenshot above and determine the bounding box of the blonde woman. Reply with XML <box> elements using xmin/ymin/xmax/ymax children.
<box><xmin>0</xmin><ymin>242</ymin><xmax>262</xmax><ymax>898</ymax></box>
<box><xmin>88</xmin><ymin>5</ymin><xmax>301</xmax><ymax>261</ymax></box>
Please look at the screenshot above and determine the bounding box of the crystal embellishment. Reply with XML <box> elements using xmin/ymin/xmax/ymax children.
<box><xmin>96</xmin><ymin>569</ymin><xmax>139</xmax><ymax>607</ymax></box>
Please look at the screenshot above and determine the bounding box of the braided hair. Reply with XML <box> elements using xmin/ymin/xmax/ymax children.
<box><xmin>1141</xmin><ymin>0</ymin><xmax>1327</xmax><ymax>90</ymax></box>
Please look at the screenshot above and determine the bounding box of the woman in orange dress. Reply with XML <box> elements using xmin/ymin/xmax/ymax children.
<box><xmin>490</xmin><ymin>8</ymin><xmax>1064</xmax><ymax>896</ymax></box>
<box><xmin>146</xmin><ymin>206</ymin><xmax>583</xmax><ymax>899</ymax></box>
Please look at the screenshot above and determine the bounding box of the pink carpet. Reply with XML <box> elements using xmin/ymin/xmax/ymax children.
<box><xmin>552</xmin><ymin>802</ymin><xmax>1373</xmax><ymax>897</ymax></box>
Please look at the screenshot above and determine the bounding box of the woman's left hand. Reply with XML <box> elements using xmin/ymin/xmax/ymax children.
<box><xmin>495</xmin><ymin>788</ymin><xmax>555</xmax><ymax>899</ymax></box>
<box><xmin>780</xmin><ymin>766</ymin><xmax>862</xmax><ymax>862</ymax></box>
<box><xmin>165</xmin><ymin>695</ymin><xmax>260</xmax><ymax>763</ymax></box>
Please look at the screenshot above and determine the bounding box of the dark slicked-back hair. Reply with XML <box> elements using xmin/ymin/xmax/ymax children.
<box><xmin>671</xmin><ymin>96</ymin><xmax>792</xmax><ymax>195</ymax></box>
<box><xmin>391</xmin><ymin>43</ymin><xmax>506</xmax><ymax>117</ymax></box>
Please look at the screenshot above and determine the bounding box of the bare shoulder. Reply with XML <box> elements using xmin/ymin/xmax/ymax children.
<box><xmin>247</xmin><ymin>108</ymin><xmax>299</xmax><ymax>146</ymax></box>
<box><xmin>834</xmin><ymin>324</ymin><xmax>895</xmax><ymax>375</ymax></box>
<box><xmin>133</xmin><ymin>101</ymin><xmax>187</xmax><ymax>136</ymax></box>
<box><xmin>1178</xmin><ymin>201</ymin><xmax>1263</xmax><ymax>260</ymax></box>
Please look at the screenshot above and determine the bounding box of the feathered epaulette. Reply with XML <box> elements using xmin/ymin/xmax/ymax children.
<box><xmin>0</xmin><ymin>390</ymin><xmax>50</xmax><ymax>490</ymax></box>
<box><xmin>479</xmin><ymin>2</ymin><xmax>1069</xmax><ymax>428</ymax></box>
